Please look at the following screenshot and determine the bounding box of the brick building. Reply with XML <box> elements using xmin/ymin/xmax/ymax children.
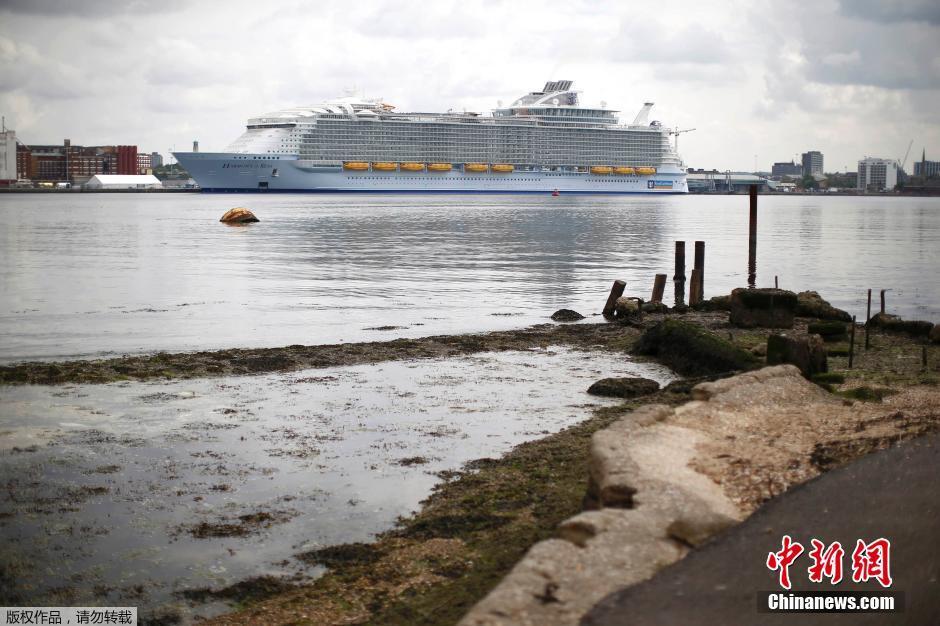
<box><xmin>16</xmin><ymin>140</ymin><xmax>138</xmax><ymax>182</ymax></box>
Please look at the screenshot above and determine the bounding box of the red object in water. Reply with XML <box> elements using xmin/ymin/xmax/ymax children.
<box><xmin>552</xmin><ymin>189</ymin><xmax>560</xmax><ymax>196</ymax></box>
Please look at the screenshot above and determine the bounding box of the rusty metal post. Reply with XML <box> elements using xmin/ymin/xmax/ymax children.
<box><xmin>603</xmin><ymin>280</ymin><xmax>626</xmax><ymax>318</ymax></box>
<box><xmin>849</xmin><ymin>315</ymin><xmax>856</xmax><ymax>368</ymax></box>
<box><xmin>748</xmin><ymin>185</ymin><xmax>757</xmax><ymax>288</ymax></box>
<box><xmin>693</xmin><ymin>241</ymin><xmax>705</xmax><ymax>301</ymax></box>
<box><xmin>651</xmin><ymin>274</ymin><xmax>667</xmax><ymax>304</ymax></box>
<box><xmin>673</xmin><ymin>241</ymin><xmax>686</xmax><ymax>306</ymax></box>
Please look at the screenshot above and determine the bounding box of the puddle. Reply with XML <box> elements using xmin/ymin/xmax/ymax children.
<box><xmin>0</xmin><ymin>347</ymin><xmax>675</xmax><ymax>620</ymax></box>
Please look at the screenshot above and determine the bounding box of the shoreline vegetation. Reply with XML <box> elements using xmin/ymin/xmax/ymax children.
<box><xmin>3</xmin><ymin>306</ymin><xmax>939</xmax><ymax>625</ymax></box>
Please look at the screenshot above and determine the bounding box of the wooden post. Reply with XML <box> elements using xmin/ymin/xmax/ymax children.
<box><xmin>693</xmin><ymin>241</ymin><xmax>705</xmax><ymax>301</ymax></box>
<box><xmin>775</xmin><ymin>275</ymin><xmax>778</xmax><ymax>289</ymax></box>
<box><xmin>689</xmin><ymin>269</ymin><xmax>702</xmax><ymax>306</ymax></box>
<box><xmin>923</xmin><ymin>345</ymin><xmax>928</xmax><ymax>371</ymax></box>
<box><xmin>849</xmin><ymin>315</ymin><xmax>856</xmax><ymax>368</ymax></box>
<box><xmin>748</xmin><ymin>185</ymin><xmax>757</xmax><ymax>288</ymax></box>
<box><xmin>603</xmin><ymin>280</ymin><xmax>626</xmax><ymax>318</ymax></box>
<box><xmin>673</xmin><ymin>241</ymin><xmax>686</xmax><ymax>306</ymax></box>
<box><xmin>651</xmin><ymin>274</ymin><xmax>667</xmax><ymax>304</ymax></box>
<box><xmin>865</xmin><ymin>289</ymin><xmax>871</xmax><ymax>350</ymax></box>
<box><xmin>880</xmin><ymin>289</ymin><xmax>886</xmax><ymax>315</ymax></box>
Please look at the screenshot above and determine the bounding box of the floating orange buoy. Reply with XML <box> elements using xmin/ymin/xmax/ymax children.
<box><xmin>220</xmin><ymin>207</ymin><xmax>259</xmax><ymax>224</ymax></box>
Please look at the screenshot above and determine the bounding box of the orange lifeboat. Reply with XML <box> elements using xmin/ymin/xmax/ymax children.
<box><xmin>491</xmin><ymin>164</ymin><xmax>514</xmax><ymax>173</ymax></box>
<box><xmin>372</xmin><ymin>162</ymin><xmax>397</xmax><ymax>171</ymax></box>
<box><xmin>590</xmin><ymin>166</ymin><xmax>613</xmax><ymax>175</ymax></box>
<box><xmin>636</xmin><ymin>166</ymin><xmax>657</xmax><ymax>175</ymax></box>
<box><xmin>343</xmin><ymin>162</ymin><xmax>369</xmax><ymax>171</ymax></box>
<box><xmin>400</xmin><ymin>162</ymin><xmax>425</xmax><ymax>171</ymax></box>
<box><xmin>428</xmin><ymin>163</ymin><xmax>452</xmax><ymax>172</ymax></box>
<box><xmin>464</xmin><ymin>163</ymin><xmax>487</xmax><ymax>173</ymax></box>
<box><xmin>613</xmin><ymin>166</ymin><xmax>636</xmax><ymax>175</ymax></box>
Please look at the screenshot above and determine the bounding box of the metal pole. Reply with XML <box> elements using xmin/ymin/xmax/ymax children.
<box><xmin>748</xmin><ymin>185</ymin><xmax>757</xmax><ymax>288</ymax></box>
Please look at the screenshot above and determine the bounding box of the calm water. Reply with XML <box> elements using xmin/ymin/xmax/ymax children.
<box><xmin>1</xmin><ymin>193</ymin><xmax>938</xmax><ymax>362</ymax></box>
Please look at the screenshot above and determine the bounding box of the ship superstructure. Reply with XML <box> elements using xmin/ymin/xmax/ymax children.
<box><xmin>174</xmin><ymin>80</ymin><xmax>688</xmax><ymax>194</ymax></box>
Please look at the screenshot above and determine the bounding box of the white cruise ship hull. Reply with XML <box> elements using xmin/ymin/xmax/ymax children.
<box><xmin>173</xmin><ymin>153</ymin><xmax>688</xmax><ymax>194</ymax></box>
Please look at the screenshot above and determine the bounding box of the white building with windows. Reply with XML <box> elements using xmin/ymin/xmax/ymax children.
<box><xmin>857</xmin><ymin>157</ymin><xmax>898</xmax><ymax>192</ymax></box>
<box><xmin>85</xmin><ymin>174</ymin><xmax>162</xmax><ymax>189</ymax></box>
<box><xmin>0</xmin><ymin>128</ymin><xmax>16</xmax><ymax>183</ymax></box>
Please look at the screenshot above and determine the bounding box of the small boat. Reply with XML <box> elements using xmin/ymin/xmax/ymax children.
<box><xmin>400</xmin><ymin>162</ymin><xmax>425</xmax><ymax>171</ymax></box>
<box><xmin>551</xmin><ymin>189</ymin><xmax>560</xmax><ymax>197</ymax></box>
<box><xmin>613</xmin><ymin>166</ymin><xmax>636</xmax><ymax>175</ymax></box>
<box><xmin>590</xmin><ymin>165</ymin><xmax>612</xmax><ymax>175</ymax></box>
<box><xmin>372</xmin><ymin>162</ymin><xmax>398</xmax><ymax>171</ymax></box>
<box><xmin>343</xmin><ymin>162</ymin><xmax>369</xmax><ymax>171</ymax></box>
<box><xmin>491</xmin><ymin>164</ymin><xmax>514</xmax><ymax>173</ymax></box>
<box><xmin>636</xmin><ymin>166</ymin><xmax>657</xmax><ymax>175</ymax></box>
<box><xmin>464</xmin><ymin>163</ymin><xmax>487</xmax><ymax>173</ymax></box>
<box><xmin>428</xmin><ymin>163</ymin><xmax>452</xmax><ymax>172</ymax></box>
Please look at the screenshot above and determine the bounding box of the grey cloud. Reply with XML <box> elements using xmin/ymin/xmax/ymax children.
<box><xmin>609</xmin><ymin>20</ymin><xmax>731</xmax><ymax>65</ymax></box>
<box><xmin>839</xmin><ymin>0</ymin><xmax>940</xmax><ymax>25</ymax></box>
<box><xmin>0</xmin><ymin>0</ymin><xmax>185</xmax><ymax>16</ymax></box>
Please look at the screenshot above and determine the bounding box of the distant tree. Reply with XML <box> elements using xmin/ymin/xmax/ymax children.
<box><xmin>800</xmin><ymin>174</ymin><xmax>818</xmax><ymax>190</ymax></box>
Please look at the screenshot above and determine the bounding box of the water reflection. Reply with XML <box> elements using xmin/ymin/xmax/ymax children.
<box><xmin>0</xmin><ymin>194</ymin><xmax>937</xmax><ymax>362</ymax></box>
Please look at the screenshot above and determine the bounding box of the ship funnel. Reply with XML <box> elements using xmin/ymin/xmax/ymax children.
<box><xmin>631</xmin><ymin>102</ymin><xmax>654</xmax><ymax>126</ymax></box>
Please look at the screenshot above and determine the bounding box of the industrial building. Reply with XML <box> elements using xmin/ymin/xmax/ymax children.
<box><xmin>15</xmin><ymin>141</ymin><xmax>138</xmax><ymax>184</ymax></box>
<box><xmin>686</xmin><ymin>171</ymin><xmax>772</xmax><ymax>193</ymax></box>
<box><xmin>0</xmin><ymin>126</ymin><xmax>16</xmax><ymax>184</ymax></box>
<box><xmin>913</xmin><ymin>149</ymin><xmax>939</xmax><ymax>178</ymax></box>
<box><xmin>857</xmin><ymin>157</ymin><xmax>898</xmax><ymax>192</ymax></box>
<box><xmin>801</xmin><ymin>151</ymin><xmax>824</xmax><ymax>176</ymax></box>
<box><xmin>771</xmin><ymin>161</ymin><xmax>802</xmax><ymax>177</ymax></box>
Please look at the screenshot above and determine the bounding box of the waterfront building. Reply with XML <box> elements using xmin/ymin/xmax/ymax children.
<box><xmin>0</xmin><ymin>128</ymin><xmax>16</xmax><ymax>184</ymax></box>
<box><xmin>137</xmin><ymin>152</ymin><xmax>152</xmax><ymax>174</ymax></box>
<box><xmin>913</xmin><ymin>149</ymin><xmax>939</xmax><ymax>178</ymax></box>
<box><xmin>84</xmin><ymin>174</ymin><xmax>162</xmax><ymax>189</ymax></box>
<box><xmin>801</xmin><ymin>151</ymin><xmax>824</xmax><ymax>176</ymax></box>
<box><xmin>857</xmin><ymin>157</ymin><xmax>898</xmax><ymax>191</ymax></box>
<box><xmin>15</xmin><ymin>141</ymin><xmax>138</xmax><ymax>182</ymax></box>
<box><xmin>150</xmin><ymin>151</ymin><xmax>164</xmax><ymax>168</ymax></box>
<box><xmin>771</xmin><ymin>161</ymin><xmax>802</xmax><ymax>177</ymax></box>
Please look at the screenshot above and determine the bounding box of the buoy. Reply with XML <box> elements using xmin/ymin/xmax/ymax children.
<box><xmin>552</xmin><ymin>189</ymin><xmax>560</xmax><ymax>197</ymax></box>
<box><xmin>220</xmin><ymin>207</ymin><xmax>259</xmax><ymax>224</ymax></box>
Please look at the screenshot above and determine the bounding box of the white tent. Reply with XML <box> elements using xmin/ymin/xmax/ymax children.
<box><xmin>85</xmin><ymin>174</ymin><xmax>162</xmax><ymax>190</ymax></box>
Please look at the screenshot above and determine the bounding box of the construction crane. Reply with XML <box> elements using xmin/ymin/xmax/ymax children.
<box><xmin>670</xmin><ymin>127</ymin><xmax>696</xmax><ymax>152</ymax></box>
<box><xmin>898</xmin><ymin>139</ymin><xmax>913</xmax><ymax>172</ymax></box>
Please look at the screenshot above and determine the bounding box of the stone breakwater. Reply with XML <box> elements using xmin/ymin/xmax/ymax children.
<box><xmin>459</xmin><ymin>365</ymin><xmax>940</xmax><ymax>626</ymax></box>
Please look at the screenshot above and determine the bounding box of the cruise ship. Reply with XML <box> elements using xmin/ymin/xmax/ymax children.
<box><xmin>173</xmin><ymin>80</ymin><xmax>688</xmax><ymax>194</ymax></box>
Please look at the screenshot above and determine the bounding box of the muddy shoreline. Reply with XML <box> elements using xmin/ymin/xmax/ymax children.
<box><xmin>0</xmin><ymin>321</ymin><xmax>637</xmax><ymax>385</ymax></box>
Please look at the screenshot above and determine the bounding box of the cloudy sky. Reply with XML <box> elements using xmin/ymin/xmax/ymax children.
<box><xmin>1</xmin><ymin>0</ymin><xmax>938</xmax><ymax>172</ymax></box>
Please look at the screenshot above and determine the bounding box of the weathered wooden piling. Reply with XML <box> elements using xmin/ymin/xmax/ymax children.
<box><xmin>603</xmin><ymin>280</ymin><xmax>626</xmax><ymax>318</ymax></box>
<box><xmin>849</xmin><ymin>315</ymin><xmax>856</xmax><ymax>368</ymax></box>
<box><xmin>693</xmin><ymin>241</ymin><xmax>705</xmax><ymax>302</ymax></box>
<box><xmin>748</xmin><ymin>185</ymin><xmax>757</xmax><ymax>288</ymax></box>
<box><xmin>880</xmin><ymin>289</ymin><xmax>886</xmax><ymax>315</ymax></box>
<box><xmin>673</xmin><ymin>241</ymin><xmax>686</xmax><ymax>306</ymax></box>
<box><xmin>865</xmin><ymin>289</ymin><xmax>872</xmax><ymax>350</ymax></box>
<box><xmin>923</xmin><ymin>345</ymin><xmax>929</xmax><ymax>371</ymax></box>
<box><xmin>651</xmin><ymin>274</ymin><xmax>667</xmax><ymax>304</ymax></box>
<box><xmin>689</xmin><ymin>269</ymin><xmax>702</xmax><ymax>306</ymax></box>
<box><xmin>775</xmin><ymin>275</ymin><xmax>779</xmax><ymax>289</ymax></box>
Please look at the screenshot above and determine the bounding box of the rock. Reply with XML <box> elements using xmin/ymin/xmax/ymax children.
<box><xmin>613</xmin><ymin>297</ymin><xmax>642</xmax><ymax>322</ymax></box>
<box><xmin>729</xmin><ymin>287</ymin><xmax>796</xmax><ymax>329</ymax></box>
<box><xmin>693</xmin><ymin>294</ymin><xmax>731</xmax><ymax>312</ymax></box>
<box><xmin>220</xmin><ymin>207</ymin><xmax>260</xmax><ymax>223</ymax></box>
<box><xmin>807</xmin><ymin>321</ymin><xmax>848</xmax><ymax>342</ymax></box>
<box><xmin>866</xmin><ymin>313</ymin><xmax>934</xmax><ymax>338</ymax></box>
<box><xmin>671</xmin><ymin>303</ymin><xmax>689</xmax><ymax>314</ymax></box>
<box><xmin>766</xmin><ymin>333</ymin><xmax>827</xmax><ymax>378</ymax></box>
<box><xmin>633</xmin><ymin>319</ymin><xmax>760</xmax><ymax>376</ymax></box>
<box><xmin>750</xmin><ymin>342</ymin><xmax>767</xmax><ymax>357</ymax></box>
<box><xmin>931</xmin><ymin>324</ymin><xmax>940</xmax><ymax>344</ymax></box>
<box><xmin>587</xmin><ymin>377</ymin><xmax>660</xmax><ymax>398</ymax></box>
<box><xmin>550</xmin><ymin>309</ymin><xmax>585</xmax><ymax>322</ymax></box>
<box><xmin>641</xmin><ymin>301</ymin><xmax>668</xmax><ymax>314</ymax></box>
<box><xmin>796</xmin><ymin>291</ymin><xmax>852</xmax><ymax>321</ymax></box>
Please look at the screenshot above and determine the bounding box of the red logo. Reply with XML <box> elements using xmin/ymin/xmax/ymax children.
<box><xmin>767</xmin><ymin>536</ymin><xmax>892</xmax><ymax>589</ymax></box>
